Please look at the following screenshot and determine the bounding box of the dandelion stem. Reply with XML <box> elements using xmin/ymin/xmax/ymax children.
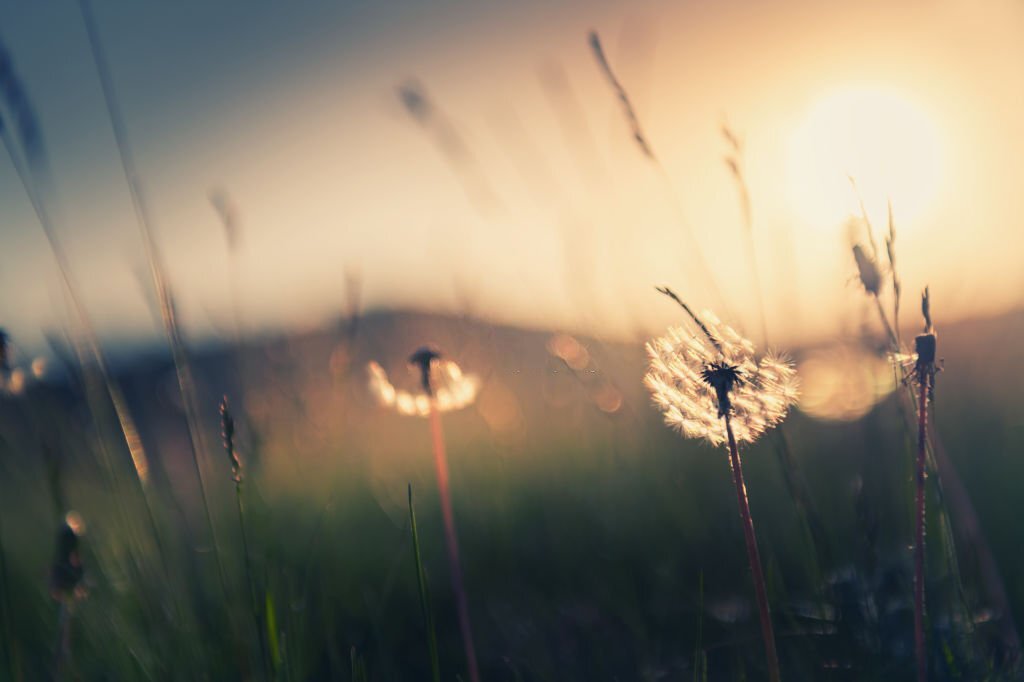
<box><xmin>724</xmin><ymin>412</ymin><xmax>780</xmax><ymax>682</ymax></box>
<box><xmin>428</xmin><ymin>404</ymin><xmax>480</xmax><ymax>682</ymax></box>
<box><xmin>914</xmin><ymin>372</ymin><xmax>929</xmax><ymax>682</ymax></box>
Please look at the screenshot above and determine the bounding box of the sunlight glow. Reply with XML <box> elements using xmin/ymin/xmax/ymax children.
<box><xmin>797</xmin><ymin>344</ymin><xmax>896</xmax><ymax>422</ymax></box>
<box><xmin>786</xmin><ymin>86</ymin><xmax>944</xmax><ymax>232</ymax></box>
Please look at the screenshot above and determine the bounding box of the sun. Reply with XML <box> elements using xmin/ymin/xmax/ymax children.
<box><xmin>786</xmin><ymin>86</ymin><xmax>944</xmax><ymax>232</ymax></box>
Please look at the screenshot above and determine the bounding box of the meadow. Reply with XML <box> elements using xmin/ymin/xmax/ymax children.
<box><xmin>2</xmin><ymin>8</ymin><xmax>1024</xmax><ymax>682</ymax></box>
<box><xmin>1</xmin><ymin>306</ymin><xmax>1023</xmax><ymax>681</ymax></box>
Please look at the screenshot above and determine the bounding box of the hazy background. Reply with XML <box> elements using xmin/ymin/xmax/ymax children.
<box><xmin>2</xmin><ymin>0</ymin><xmax>1023</xmax><ymax>353</ymax></box>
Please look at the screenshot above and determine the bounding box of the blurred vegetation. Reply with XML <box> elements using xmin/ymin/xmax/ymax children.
<box><xmin>0</xmin><ymin>309</ymin><xmax>1022</xmax><ymax>681</ymax></box>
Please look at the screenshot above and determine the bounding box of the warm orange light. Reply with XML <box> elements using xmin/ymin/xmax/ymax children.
<box><xmin>786</xmin><ymin>86</ymin><xmax>944</xmax><ymax>232</ymax></box>
<box><xmin>798</xmin><ymin>344</ymin><xmax>896</xmax><ymax>422</ymax></box>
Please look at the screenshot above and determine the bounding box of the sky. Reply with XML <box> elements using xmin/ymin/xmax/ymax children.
<box><xmin>1</xmin><ymin>0</ymin><xmax>1023</xmax><ymax>356</ymax></box>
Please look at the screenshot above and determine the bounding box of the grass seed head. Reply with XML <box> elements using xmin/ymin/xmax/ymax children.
<box><xmin>852</xmin><ymin>244</ymin><xmax>882</xmax><ymax>296</ymax></box>
<box><xmin>219</xmin><ymin>396</ymin><xmax>242</xmax><ymax>482</ymax></box>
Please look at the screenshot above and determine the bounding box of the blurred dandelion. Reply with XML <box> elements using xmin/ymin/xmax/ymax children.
<box><xmin>367</xmin><ymin>356</ymin><xmax>480</xmax><ymax>417</ymax></box>
<box><xmin>367</xmin><ymin>347</ymin><xmax>481</xmax><ymax>682</ymax></box>
<box><xmin>646</xmin><ymin>287</ymin><xmax>797</xmax><ymax>682</ymax></box>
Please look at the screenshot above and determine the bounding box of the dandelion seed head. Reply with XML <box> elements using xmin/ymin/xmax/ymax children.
<box><xmin>367</xmin><ymin>357</ymin><xmax>479</xmax><ymax>418</ymax></box>
<box><xmin>645</xmin><ymin>314</ymin><xmax>798</xmax><ymax>446</ymax></box>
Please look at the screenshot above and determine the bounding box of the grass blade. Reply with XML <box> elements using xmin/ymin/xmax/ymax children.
<box><xmin>408</xmin><ymin>484</ymin><xmax>442</xmax><ymax>682</ymax></box>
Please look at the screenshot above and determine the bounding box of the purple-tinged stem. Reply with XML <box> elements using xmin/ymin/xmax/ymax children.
<box><xmin>724</xmin><ymin>413</ymin><xmax>781</xmax><ymax>682</ymax></box>
<box><xmin>428</xmin><ymin>404</ymin><xmax>481</xmax><ymax>682</ymax></box>
<box><xmin>914</xmin><ymin>375</ymin><xmax>929</xmax><ymax>682</ymax></box>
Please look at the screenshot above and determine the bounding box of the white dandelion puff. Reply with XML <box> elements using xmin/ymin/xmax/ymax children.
<box><xmin>366</xmin><ymin>355</ymin><xmax>480</xmax><ymax>417</ymax></box>
<box><xmin>644</xmin><ymin>316</ymin><xmax>798</xmax><ymax>447</ymax></box>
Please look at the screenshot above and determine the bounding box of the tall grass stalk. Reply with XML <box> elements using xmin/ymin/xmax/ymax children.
<box><xmin>0</xmin><ymin>521</ymin><xmax>15</xmax><ymax>682</ymax></box>
<box><xmin>0</xmin><ymin>110</ymin><xmax>169</xmax><ymax>590</ymax></box>
<box><xmin>589</xmin><ymin>31</ymin><xmax>729</xmax><ymax>315</ymax></box>
<box><xmin>408</xmin><ymin>484</ymin><xmax>442</xmax><ymax>682</ymax></box>
<box><xmin>720</xmin><ymin>128</ymin><xmax>830</xmax><ymax>583</ymax></box>
<box><xmin>221</xmin><ymin>398</ymin><xmax>270</xmax><ymax>679</ymax></box>
<box><xmin>721</xmin><ymin>124</ymin><xmax>767</xmax><ymax>344</ymax></box>
<box><xmin>693</xmin><ymin>570</ymin><xmax>707</xmax><ymax>682</ymax></box>
<box><xmin>78</xmin><ymin>0</ymin><xmax>231</xmax><ymax>604</ymax></box>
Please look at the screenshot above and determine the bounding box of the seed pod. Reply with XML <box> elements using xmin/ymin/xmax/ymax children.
<box><xmin>220</xmin><ymin>397</ymin><xmax>241</xmax><ymax>483</ymax></box>
<box><xmin>50</xmin><ymin>513</ymin><xmax>85</xmax><ymax>600</ymax></box>
<box><xmin>852</xmin><ymin>244</ymin><xmax>882</xmax><ymax>296</ymax></box>
<box><xmin>409</xmin><ymin>346</ymin><xmax>442</xmax><ymax>394</ymax></box>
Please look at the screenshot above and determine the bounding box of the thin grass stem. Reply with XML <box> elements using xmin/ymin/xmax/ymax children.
<box><xmin>77</xmin><ymin>0</ymin><xmax>231</xmax><ymax>606</ymax></box>
<box><xmin>235</xmin><ymin>481</ymin><xmax>270</xmax><ymax>679</ymax></box>
<box><xmin>408</xmin><ymin>484</ymin><xmax>442</xmax><ymax>682</ymax></box>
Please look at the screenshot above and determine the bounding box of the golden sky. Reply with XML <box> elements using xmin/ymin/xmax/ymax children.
<box><xmin>1</xmin><ymin>0</ymin><xmax>1022</xmax><ymax>352</ymax></box>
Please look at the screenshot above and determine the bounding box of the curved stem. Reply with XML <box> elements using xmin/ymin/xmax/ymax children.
<box><xmin>914</xmin><ymin>377</ymin><xmax>929</xmax><ymax>682</ymax></box>
<box><xmin>428</xmin><ymin>405</ymin><xmax>481</xmax><ymax>682</ymax></box>
<box><xmin>724</xmin><ymin>414</ymin><xmax>780</xmax><ymax>682</ymax></box>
